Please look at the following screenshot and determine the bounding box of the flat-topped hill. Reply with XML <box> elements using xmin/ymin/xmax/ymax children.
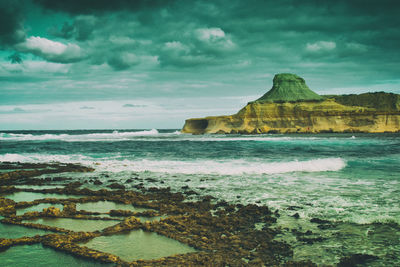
<box><xmin>256</xmin><ymin>73</ymin><xmax>323</xmax><ymax>102</ymax></box>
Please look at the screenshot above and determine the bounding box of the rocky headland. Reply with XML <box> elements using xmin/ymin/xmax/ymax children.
<box><xmin>182</xmin><ymin>73</ymin><xmax>400</xmax><ymax>134</ymax></box>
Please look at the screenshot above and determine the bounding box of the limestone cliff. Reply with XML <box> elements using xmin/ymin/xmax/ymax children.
<box><xmin>182</xmin><ymin>74</ymin><xmax>400</xmax><ymax>134</ymax></box>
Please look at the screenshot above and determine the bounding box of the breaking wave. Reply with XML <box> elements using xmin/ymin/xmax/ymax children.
<box><xmin>0</xmin><ymin>153</ymin><xmax>346</xmax><ymax>175</ymax></box>
<box><xmin>0</xmin><ymin>129</ymin><xmax>160</xmax><ymax>141</ymax></box>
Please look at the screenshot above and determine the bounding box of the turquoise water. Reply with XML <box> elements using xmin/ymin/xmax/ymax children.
<box><xmin>1</xmin><ymin>192</ymin><xmax>82</xmax><ymax>202</ymax></box>
<box><xmin>24</xmin><ymin>218</ymin><xmax>119</xmax><ymax>232</ymax></box>
<box><xmin>77</xmin><ymin>201</ymin><xmax>148</xmax><ymax>213</ymax></box>
<box><xmin>81</xmin><ymin>229</ymin><xmax>197</xmax><ymax>261</ymax></box>
<box><xmin>16</xmin><ymin>203</ymin><xmax>64</xmax><ymax>216</ymax></box>
<box><xmin>0</xmin><ymin>221</ymin><xmax>50</xmax><ymax>238</ymax></box>
<box><xmin>1</xmin><ymin>130</ymin><xmax>399</xmax><ymax>265</ymax></box>
<box><xmin>0</xmin><ymin>244</ymin><xmax>110</xmax><ymax>266</ymax></box>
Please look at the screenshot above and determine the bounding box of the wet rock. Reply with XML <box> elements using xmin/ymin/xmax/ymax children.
<box><xmin>338</xmin><ymin>253</ymin><xmax>379</xmax><ymax>267</ymax></box>
<box><xmin>65</xmin><ymin>182</ymin><xmax>83</xmax><ymax>189</ymax></box>
<box><xmin>63</xmin><ymin>203</ymin><xmax>77</xmax><ymax>215</ymax></box>
<box><xmin>310</xmin><ymin>218</ymin><xmax>330</xmax><ymax>224</ymax></box>
<box><xmin>0</xmin><ymin>197</ymin><xmax>16</xmax><ymax>216</ymax></box>
<box><xmin>102</xmin><ymin>216</ymin><xmax>141</xmax><ymax>234</ymax></box>
<box><xmin>292</xmin><ymin>213</ymin><xmax>300</xmax><ymax>219</ymax></box>
<box><xmin>287</xmin><ymin>205</ymin><xmax>302</xmax><ymax>211</ymax></box>
<box><xmin>107</xmin><ymin>183</ymin><xmax>125</xmax><ymax>190</ymax></box>
<box><xmin>43</xmin><ymin>207</ymin><xmax>62</xmax><ymax>217</ymax></box>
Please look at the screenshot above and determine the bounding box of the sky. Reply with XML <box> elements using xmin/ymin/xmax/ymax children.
<box><xmin>0</xmin><ymin>0</ymin><xmax>399</xmax><ymax>130</ymax></box>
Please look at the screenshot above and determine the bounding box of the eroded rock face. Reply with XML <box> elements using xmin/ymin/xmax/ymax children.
<box><xmin>182</xmin><ymin>74</ymin><xmax>400</xmax><ymax>134</ymax></box>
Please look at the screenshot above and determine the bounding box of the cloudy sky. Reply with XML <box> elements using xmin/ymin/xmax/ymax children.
<box><xmin>1</xmin><ymin>0</ymin><xmax>399</xmax><ymax>130</ymax></box>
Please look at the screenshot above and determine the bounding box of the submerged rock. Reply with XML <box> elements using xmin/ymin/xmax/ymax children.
<box><xmin>338</xmin><ymin>253</ymin><xmax>379</xmax><ymax>267</ymax></box>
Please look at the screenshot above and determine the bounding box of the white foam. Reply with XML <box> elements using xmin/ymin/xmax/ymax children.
<box><xmin>0</xmin><ymin>129</ymin><xmax>160</xmax><ymax>141</ymax></box>
<box><xmin>0</xmin><ymin>131</ymin><xmax>353</xmax><ymax>143</ymax></box>
<box><xmin>0</xmin><ymin>153</ymin><xmax>346</xmax><ymax>175</ymax></box>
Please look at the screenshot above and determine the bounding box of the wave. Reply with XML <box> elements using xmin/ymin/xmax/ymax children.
<box><xmin>0</xmin><ymin>130</ymin><xmax>361</xmax><ymax>143</ymax></box>
<box><xmin>0</xmin><ymin>129</ymin><xmax>160</xmax><ymax>141</ymax></box>
<box><xmin>0</xmin><ymin>153</ymin><xmax>346</xmax><ymax>175</ymax></box>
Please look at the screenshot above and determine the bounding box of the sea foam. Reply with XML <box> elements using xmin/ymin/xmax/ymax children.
<box><xmin>0</xmin><ymin>153</ymin><xmax>346</xmax><ymax>175</ymax></box>
<box><xmin>0</xmin><ymin>129</ymin><xmax>159</xmax><ymax>141</ymax></box>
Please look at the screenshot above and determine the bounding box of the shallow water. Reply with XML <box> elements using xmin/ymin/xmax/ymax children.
<box><xmin>275</xmin><ymin>214</ymin><xmax>400</xmax><ymax>266</ymax></box>
<box><xmin>0</xmin><ymin>244</ymin><xmax>110</xmax><ymax>267</ymax></box>
<box><xmin>0</xmin><ymin>222</ymin><xmax>50</xmax><ymax>239</ymax></box>
<box><xmin>1</xmin><ymin>130</ymin><xmax>399</xmax><ymax>265</ymax></box>
<box><xmin>16</xmin><ymin>203</ymin><xmax>64</xmax><ymax>216</ymax></box>
<box><xmin>77</xmin><ymin>201</ymin><xmax>148</xmax><ymax>213</ymax></box>
<box><xmin>81</xmin><ymin>229</ymin><xmax>197</xmax><ymax>261</ymax></box>
<box><xmin>1</xmin><ymin>191</ymin><xmax>82</xmax><ymax>202</ymax></box>
<box><xmin>24</xmin><ymin>218</ymin><xmax>119</xmax><ymax>232</ymax></box>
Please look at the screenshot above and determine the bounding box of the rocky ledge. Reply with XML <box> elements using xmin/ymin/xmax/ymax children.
<box><xmin>182</xmin><ymin>73</ymin><xmax>400</xmax><ymax>134</ymax></box>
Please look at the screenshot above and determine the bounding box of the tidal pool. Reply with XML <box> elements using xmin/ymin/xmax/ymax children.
<box><xmin>81</xmin><ymin>229</ymin><xmax>197</xmax><ymax>261</ymax></box>
<box><xmin>0</xmin><ymin>222</ymin><xmax>49</xmax><ymax>239</ymax></box>
<box><xmin>76</xmin><ymin>201</ymin><xmax>148</xmax><ymax>213</ymax></box>
<box><xmin>0</xmin><ymin>244</ymin><xmax>111</xmax><ymax>267</ymax></box>
<box><xmin>16</xmin><ymin>203</ymin><xmax>64</xmax><ymax>216</ymax></box>
<box><xmin>24</xmin><ymin>218</ymin><xmax>119</xmax><ymax>232</ymax></box>
<box><xmin>1</xmin><ymin>191</ymin><xmax>82</xmax><ymax>202</ymax></box>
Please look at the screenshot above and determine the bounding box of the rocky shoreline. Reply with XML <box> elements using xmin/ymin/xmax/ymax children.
<box><xmin>0</xmin><ymin>162</ymin><xmax>380</xmax><ymax>266</ymax></box>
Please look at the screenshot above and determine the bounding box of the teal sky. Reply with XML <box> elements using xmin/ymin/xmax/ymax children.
<box><xmin>1</xmin><ymin>0</ymin><xmax>399</xmax><ymax>130</ymax></box>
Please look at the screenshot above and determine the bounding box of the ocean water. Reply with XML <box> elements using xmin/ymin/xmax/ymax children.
<box><xmin>1</xmin><ymin>129</ymin><xmax>399</xmax><ymax>265</ymax></box>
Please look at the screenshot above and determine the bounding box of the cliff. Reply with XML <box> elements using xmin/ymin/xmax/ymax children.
<box><xmin>182</xmin><ymin>74</ymin><xmax>400</xmax><ymax>134</ymax></box>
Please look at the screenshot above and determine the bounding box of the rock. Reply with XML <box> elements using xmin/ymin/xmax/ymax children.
<box><xmin>63</xmin><ymin>202</ymin><xmax>76</xmax><ymax>215</ymax></box>
<box><xmin>43</xmin><ymin>206</ymin><xmax>62</xmax><ymax>217</ymax></box>
<box><xmin>0</xmin><ymin>197</ymin><xmax>16</xmax><ymax>216</ymax></box>
<box><xmin>182</xmin><ymin>74</ymin><xmax>400</xmax><ymax>134</ymax></box>
<box><xmin>292</xmin><ymin>213</ymin><xmax>300</xmax><ymax>219</ymax></box>
<box><xmin>310</xmin><ymin>218</ymin><xmax>330</xmax><ymax>224</ymax></box>
<box><xmin>107</xmin><ymin>183</ymin><xmax>125</xmax><ymax>190</ymax></box>
<box><xmin>338</xmin><ymin>253</ymin><xmax>379</xmax><ymax>267</ymax></box>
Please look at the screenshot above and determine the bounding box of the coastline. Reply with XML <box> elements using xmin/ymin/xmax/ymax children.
<box><xmin>1</xmin><ymin>162</ymin><xmax>392</xmax><ymax>266</ymax></box>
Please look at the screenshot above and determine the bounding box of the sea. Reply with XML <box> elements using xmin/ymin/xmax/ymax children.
<box><xmin>0</xmin><ymin>129</ymin><xmax>399</xmax><ymax>266</ymax></box>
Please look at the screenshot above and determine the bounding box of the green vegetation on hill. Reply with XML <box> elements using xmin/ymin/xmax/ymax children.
<box><xmin>331</xmin><ymin>92</ymin><xmax>400</xmax><ymax>111</ymax></box>
<box><xmin>256</xmin><ymin>73</ymin><xmax>323</xmax><ymax>102</ymax></box>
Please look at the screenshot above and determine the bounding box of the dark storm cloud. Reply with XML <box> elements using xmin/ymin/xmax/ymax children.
<box><xmin>2</xmin><ymin>0</ymin><xmax>400</xmax><ymax>111</ymax></box>
<box><xmin>0</xmin><ymin>0</ymin><xmax>26</xmax><ymax>46</ymax></box>
<box><xmin>50</xmin><ymin>22</ymin><xmax>75</xmax><ymax>39</ymax></box>
<box><xmin>34</xmin><ymin>0</ymin><xmax>174</xmax><ymax>14</ymax></box>
<box><xmin>49</xmin><ymin>16</ymin><xmax>97</xmax><ymax>41</ymax></box>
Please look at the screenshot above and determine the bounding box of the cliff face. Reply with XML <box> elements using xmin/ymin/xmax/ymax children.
<box><xmin>182</xmin><ymin>74</ymin><xmax>400</xmax><ymax>134</ymax></box>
